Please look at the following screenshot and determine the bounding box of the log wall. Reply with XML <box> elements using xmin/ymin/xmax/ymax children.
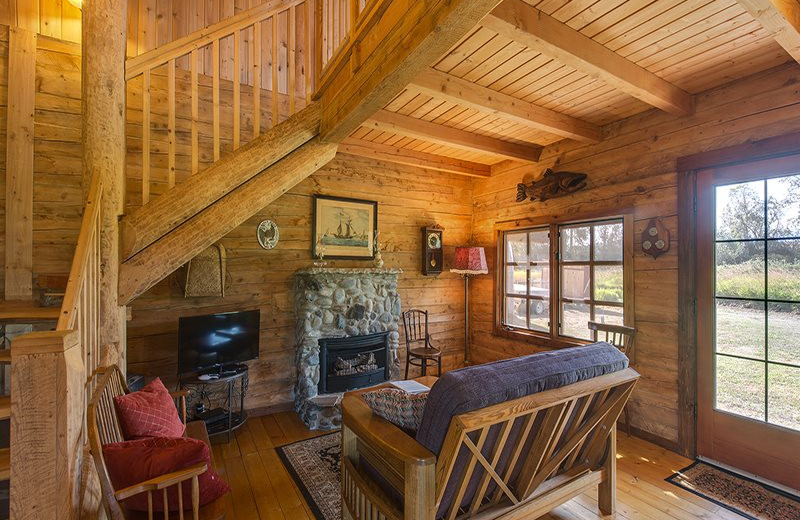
<box><xmin>470</xmin><ymin>60</ymin><xmax>800</xmax><ymax>446</ymax></box>
<box><xmin>0</xmin><ymin>25</ymin><xmax>473</xmax><ymax>413</ymax></box>
<box><xmin>126</xmin><ymin>155</ymin><xmax>473</xmax><ymax>412</ymax></box>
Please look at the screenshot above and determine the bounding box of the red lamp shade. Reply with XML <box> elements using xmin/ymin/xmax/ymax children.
<box><xmin>450</xmin><ymin>246</ymin><xmax>488</xmax><ymax>275</ymax></box>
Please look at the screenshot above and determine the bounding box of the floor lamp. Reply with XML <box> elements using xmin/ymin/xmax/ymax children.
<box><xmin>450</xmin><ymin>246</ymin><xmax>488</xmax><ymax>366</ymax></box>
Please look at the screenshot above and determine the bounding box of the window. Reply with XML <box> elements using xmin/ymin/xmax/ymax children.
<box><xmin>713</xmin><ymin>174</ymin><xmax>800</xmax><ymax>430</ymax></box>
<box><xmin>499</xmin><ymin>217</ymin><xmax>629</xmax><ymax>343</ymax></box>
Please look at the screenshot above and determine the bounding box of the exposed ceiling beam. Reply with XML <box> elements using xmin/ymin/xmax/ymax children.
<box><xmin>319</xmin><ymin>0</ymin><xmax>506</xmax><ymax>142</ymax></box>
<box><xmin>365</xmin><ymin>110</ymin><xmax>542</xmax><ymax>162</ymax></box>
<box><xmin>410</xmin><ymin>67</ymin><xmax>602</xmax><ymax>143</ymax></box>
<box><xmin>483</xmin><ymin>0</ymin><xmax>694</xmax><ymax>116</ymax></box>
<box><xmin>736</xmin><ymin>0</ymin><xmax>800</xmax><ymax>63</ymax></box>
<box><xmin>339</xmin><ymin>138</ymin><xmax>492</xmax><ymax>177</ymax></box>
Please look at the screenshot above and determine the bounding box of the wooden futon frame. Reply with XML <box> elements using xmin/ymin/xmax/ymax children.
<box><xmin>341</xmin><ymin>369</ymin><xmax>639</xmax><ymax>520</ymax></box>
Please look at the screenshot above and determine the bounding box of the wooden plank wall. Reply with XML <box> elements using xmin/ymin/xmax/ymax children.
<box><xmin>0</xmin><ymin>0</ymin><xmax>82</xmax><ymax>42</ymax></box>
<box><xmin>0</xmin><ymin>30</ymin><xmax>84</xmax><ymax>300</ymax></box>
<box><xmin>470</xmin><ymin>60</ymin><xmax>800</xmax><ymax>447</ymax></box>
<box><xmin>126</xmin><ymin>154</ymin><xmax>473</xmax><ymax>412</ymax></box>
<box><xmin>0</xmin><ymin>0</ymin><xmax>311</xmax><ymax>93</ymax></box>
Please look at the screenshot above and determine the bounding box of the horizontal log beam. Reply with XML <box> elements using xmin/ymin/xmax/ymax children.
<box><xmin>339</xmin><ymin>138</ymin><xmax>492</xmax><ymax>177</ymax></box>
<box><xmin>118</xmin><ymin>138</ymin><xmax>337</xmax><ymax>304</ymax></box>
<box><xmin>410</xmin><ymin>68</ymin><xmax>602</xmax><ymax>143</ymax></box>
<box><xmin>318</xmin><ymin>0</ymin><xmax>504</xmax><ymax>142</ymax></box>
<box><xmin>736</xmin><ymin>0</ymin><xmax>800</xmax><ymax>63</ymax></box>
<box><xmin>365</xmin><ymin>110</ymin><xmax>542</xmax><ymax>162</ymax></box>
<box><xmin>483</xmin><ymin>0</ymin><xmax>694</xmax><ymax>116</ymax></box>
<box><xmin>120</xmin><ymin>103</ymin><xmax>321</xmax><ymax>260</ymax></box>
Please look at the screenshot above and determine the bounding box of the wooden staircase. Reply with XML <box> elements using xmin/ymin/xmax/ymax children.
<box><xmin>7</xmin><ymin>0</ymin><xmax>507</xmax><ymax>516</ymax></box>
<box><xmin>116</xmin><ymin>0</ymin><xmax>507</xmax><ymax>304</ymax></box>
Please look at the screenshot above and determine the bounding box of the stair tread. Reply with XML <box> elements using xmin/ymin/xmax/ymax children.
<box><xmin>0</xmin><ymin>396</ymin><xmax>9</xmax><ymax>420</ymax></box>
<box><xmin>0</xmin><ymin>301</ymin><xmax>60</xmax><ymax>322</ymax></box>
<box><xmin>0</xmin><ymin>448</ymin><xmax>8</xmax><ymax>480</ymax></box>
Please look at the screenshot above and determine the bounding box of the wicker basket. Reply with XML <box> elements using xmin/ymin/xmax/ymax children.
<box><xmin>183</xmin><ymin>243</ymin><xmax>227</xmax><ymax>298</ymax></box>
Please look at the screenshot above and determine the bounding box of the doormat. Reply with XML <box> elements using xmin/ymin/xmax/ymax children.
<box><xmin>666</xmin><ymin>460</ymin><xmax>800</xmax><ymax>520</ymax></box>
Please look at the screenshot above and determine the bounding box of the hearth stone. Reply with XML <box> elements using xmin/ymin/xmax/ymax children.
<box><xmin>294</xmin><ymin>268</ymin><xmax>402</xmax><ymax>430</ymax></box>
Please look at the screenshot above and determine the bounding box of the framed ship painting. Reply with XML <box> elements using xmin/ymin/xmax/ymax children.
<box><xmin>312</xmin><ymin>195</ymin><xmax>378</xmax><ymax>260</ymax></box>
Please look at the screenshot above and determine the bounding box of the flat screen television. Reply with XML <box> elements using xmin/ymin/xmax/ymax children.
<box><xmin>178</xmin><ymin>309</ymin><xmax>260</xmax><ymax>374</ymax></box>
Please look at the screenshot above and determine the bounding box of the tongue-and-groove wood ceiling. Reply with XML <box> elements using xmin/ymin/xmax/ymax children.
<box><xmin>349</xmin><ymin>0</ymin><xmax>795</xmax><ymax>166</ymax></box>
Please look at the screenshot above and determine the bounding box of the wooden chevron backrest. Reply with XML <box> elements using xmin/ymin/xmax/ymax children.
<box><xmin>433</xmin><ymin>367</ymin><xmax>639</xmax><ymax>520</ymax></box>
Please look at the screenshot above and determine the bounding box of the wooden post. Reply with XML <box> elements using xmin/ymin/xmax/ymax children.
<box><xmin>598</xmin><ymin>424</ymin><xmax>617</xmax><ymax>515</ymax></box>
<box><xmin>4</xmin><ymin>28</ymin><xmax>36</xmax><ymax>301</ymax></box>
<box><xmin>10</xmin><ymin>330</ymin><xmax>85</xmax><ymax>519</ymax></box>
<box><xmin>82</xmin><ymin>0</ymin><xmax>127</xmax><ymax>366</ymax></box>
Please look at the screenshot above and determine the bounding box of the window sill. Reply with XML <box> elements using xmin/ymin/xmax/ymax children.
<box><xmin>493</xmin><ymin>326</ymin><xmax>590</xmax><ymax>350</ymax></box>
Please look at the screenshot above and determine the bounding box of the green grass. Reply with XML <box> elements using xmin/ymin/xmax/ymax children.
<box><xmin>715</xmin><ymin>303</ymin><xmax>800</xmax><ymax>431</ymax></box>
<box><xmin>717</xmin><ymin>261</ymin><xmax>800</xmax><ymax>301</ymax></box>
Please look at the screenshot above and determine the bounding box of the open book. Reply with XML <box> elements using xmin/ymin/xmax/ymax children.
<box><xmin>390</xmin><ymin>379</ymin><xmax>430</xmax><ymax>394</ymax></box>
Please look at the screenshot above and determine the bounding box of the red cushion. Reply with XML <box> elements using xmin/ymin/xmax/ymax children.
<box><xmin>114</xmin><ymin>378</ymin><xmax>185</xmax><ymax>439</ymax></box>
<box><xmin>102</xmin><ymin>436</ymin><xmax>230</xmax><ymax>512</ymax></box>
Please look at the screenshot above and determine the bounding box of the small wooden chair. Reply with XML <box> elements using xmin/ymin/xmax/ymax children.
<box><xmin>402</xmin><ymin>309</ymin><xmax>442</xmax><ymax>378</ymax></box>
<box><xmin>589</xmin><ymin>321</ymin><xmax>636</xmax><ymax>436</ymax></box>
<box><xmin>88</xmin><ymin>365</ymin><xmax>226</xmax><ymax>520</ymax></box>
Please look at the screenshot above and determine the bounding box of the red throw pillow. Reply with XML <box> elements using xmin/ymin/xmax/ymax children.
<box><xmin>102</xmin><ymin>436</ymin><xmax>230</xmax><ymax>512</ymax></box>
<box><xmin>113</xmin><ymin>378</ymin><xmax>185</xmax><ymax>439</ymax></box>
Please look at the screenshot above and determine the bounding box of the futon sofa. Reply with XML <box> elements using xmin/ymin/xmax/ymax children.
<box><xmin>341</xmin><ymin>342</ymin><xmax>639</xmax><ymax>520</ymax></box>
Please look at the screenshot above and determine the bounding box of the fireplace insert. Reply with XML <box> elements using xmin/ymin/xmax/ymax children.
<box><xmin>318</xmin><ymin>332</ymin><xmax>390</xmax><ymax>394</ymax></box>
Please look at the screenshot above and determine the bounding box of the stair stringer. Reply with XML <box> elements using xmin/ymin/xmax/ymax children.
<box><xmin>118</xmin><ymin>137</ymin><xmax>337</xmax><ymax>305</ymax></box>
<box><xmin>121</xmin><ymin>103</ymin><xmax>322</xmax><ymax>260</ymax></box>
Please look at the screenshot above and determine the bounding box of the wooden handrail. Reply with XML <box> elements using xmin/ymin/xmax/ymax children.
<box><xmin>58</xmin><ymin>171</ymin><xmax>102</xmax><ymax>331</ymax></box>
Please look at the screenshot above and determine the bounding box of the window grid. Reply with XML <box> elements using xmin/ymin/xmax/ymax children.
<box><xmin>714</xmin><ymin>178</ymin><xmax>800</xmax><ymax>427</ymax></box>
<box><xmin>558</xmin><ymin>220</ymin><xmax>624</xmax><ymax>341</ymax></box>
<box><xmin>502</xmin><ymin>227</ymin><xmax>550</xmax><ymax>334</ymax></box>
<box><xmin>500</xmin><ymin>217</ymin><xmax>625</xmax><ymax>341</ymax></box>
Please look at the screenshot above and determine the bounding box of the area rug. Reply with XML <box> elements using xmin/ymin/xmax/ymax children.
<box><xmin>277</xmin><ymin>432</ymin><xmax>342</xmax><ymax>520</ymax></box>
<box><xmin>666</xmin><ymin>461</ymin><xmax>800</xmax><ymax>520</ymax></box>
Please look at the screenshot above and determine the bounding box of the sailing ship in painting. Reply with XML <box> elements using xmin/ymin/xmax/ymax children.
<box><xmin>320</xmin><ymin>209</ymin><xmax>370</xmax><ymax>247</ymax></box>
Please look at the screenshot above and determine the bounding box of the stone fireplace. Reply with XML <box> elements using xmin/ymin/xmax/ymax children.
<box><xmin>293</xmin><ymin>268</ymin><xmax>402</xmax><ymax>429</ymax></box>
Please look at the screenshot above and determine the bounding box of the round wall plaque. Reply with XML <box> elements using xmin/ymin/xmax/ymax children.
<box><xmin>257</xmin><ymin>220</ymin><xmax>279</xmax><ymax>250</ymax></box>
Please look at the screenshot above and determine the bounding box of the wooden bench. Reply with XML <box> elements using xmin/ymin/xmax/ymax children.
<box><xmin>341</xmin><ymin>368</ymin><xmax>640</xmax><ymax>520</ymax></box>
<box><xmin>88</xmin><ymin>365</ymin><xmax>225</xmax><ymax>520</ymax></box>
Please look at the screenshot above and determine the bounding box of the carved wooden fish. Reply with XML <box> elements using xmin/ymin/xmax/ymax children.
<box><xmin>516</xmin><ymin>168</ymin><xmax>588</xmax><ymax>202</ymax></box>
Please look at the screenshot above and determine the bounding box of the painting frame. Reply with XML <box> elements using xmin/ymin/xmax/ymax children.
<box><xmin>312</xmin><ymin>195</ymin><xmax>378</xmax><ymax>260</ymax></box>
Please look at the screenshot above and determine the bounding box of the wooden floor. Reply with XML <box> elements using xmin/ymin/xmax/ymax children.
<box><xmin>212</xmin><ymin>411</ymin><xmax>748</xmax><ymax>520</ymax></box>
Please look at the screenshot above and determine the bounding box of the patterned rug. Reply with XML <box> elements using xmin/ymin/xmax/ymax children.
<box><xmin>277</xmin><ymin>432</ymin><xmax>342</xmax><ymax>520</ymax></box>
<box><xmin>666</xmin><ymin>461</ymin><xmax>800</xmax><ymax>520</ymax></box>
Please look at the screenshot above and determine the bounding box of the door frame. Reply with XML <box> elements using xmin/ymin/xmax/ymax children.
<box><xmin>676</xmin><ymin>131</ymin><xmax>800</xmax><ymax>459</ymax></box>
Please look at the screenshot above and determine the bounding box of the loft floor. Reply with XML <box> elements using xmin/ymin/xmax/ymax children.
<box><xmin>210</xmin><ymin>412</ymin><xmax>748</xmax><ymax>520</ymax></box>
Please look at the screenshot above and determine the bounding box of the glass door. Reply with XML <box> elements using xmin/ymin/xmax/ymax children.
<box><xmin>696</xmin><ymin>155</ymin><xmax>800</xmax><ymax>491</ymax></box>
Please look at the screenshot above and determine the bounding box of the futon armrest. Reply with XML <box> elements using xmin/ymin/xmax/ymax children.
<box><xmin>341</xmin><ymin>393</ymin><xmax>435</xmax><ymax>467</ymax></box>
<box><xmin>114</xmin><ymin>462</ymin><xmax>208</xmax><ymax>500</ymax></box>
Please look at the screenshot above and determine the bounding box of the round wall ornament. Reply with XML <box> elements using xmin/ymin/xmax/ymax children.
<box><xmin>257</xmin><ymin>220</ymin><xmax>279</xmax><ymax>250</ymax></box>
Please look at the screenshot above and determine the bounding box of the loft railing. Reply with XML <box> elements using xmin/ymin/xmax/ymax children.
<box><xmin>315</xmin><ymin>0</ymin><xmax>379</xmax><ymax>95</ymax></box>
<box><xmin>10</xmin><ymin>173</ymin><xmax>104</xmax><ymax>518</ymax></box>
<box><xmin>125</xmin><ymin>0</ymin><xmax>314</xmax><ymax>207</ymax></box>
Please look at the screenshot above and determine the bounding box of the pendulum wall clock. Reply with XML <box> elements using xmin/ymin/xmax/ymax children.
<box><xmin>422</xmin><ymin>227</ymin><xmax>443</xmax><ymax>276</ymax></box>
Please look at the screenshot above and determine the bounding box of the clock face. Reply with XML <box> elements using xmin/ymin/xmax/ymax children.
<box><xmin>427</xmin><ymin>232</ymin><xmax>442</xmax><ymax>249</ymax></box>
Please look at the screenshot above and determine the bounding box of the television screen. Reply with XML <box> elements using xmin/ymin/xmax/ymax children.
<box><xmin>177</xmin><ymin>310</ymin><xmax>260</xmax><ymax>374</ymax></box>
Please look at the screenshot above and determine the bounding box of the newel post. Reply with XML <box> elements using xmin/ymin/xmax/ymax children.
<box><xmin>82</xmin><ymin>0</ymin><xmax>128</xmax><ymax>366</ymax></box>
<box><xmin>10</xmin><ymin>331</ymin><xmax>85</xmax><ymax>519</ymax></box>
